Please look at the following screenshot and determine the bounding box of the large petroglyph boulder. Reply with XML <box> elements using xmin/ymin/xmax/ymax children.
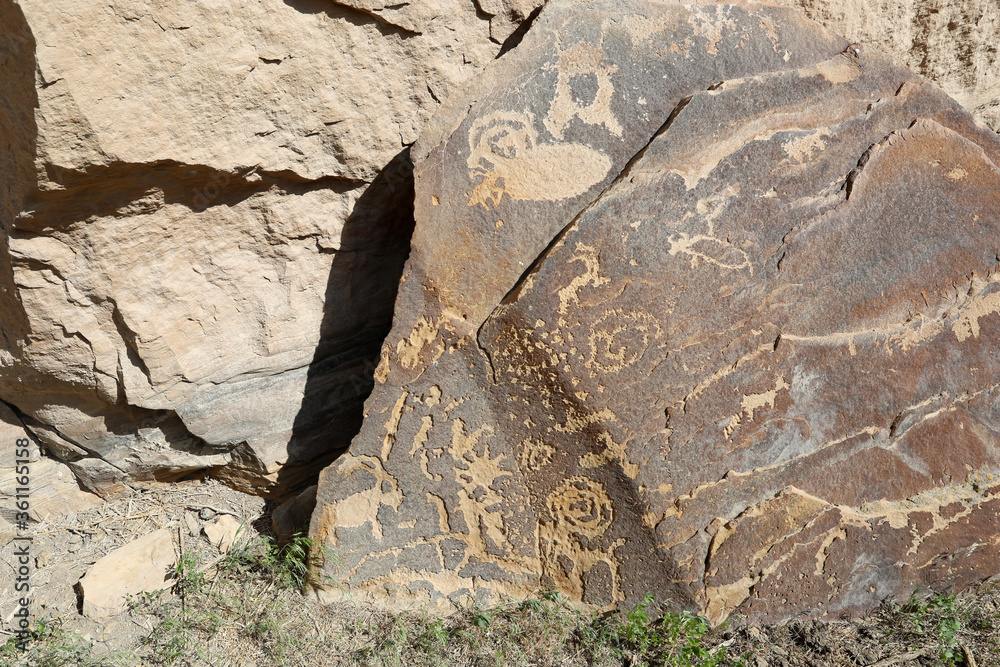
<box><xmin>310</xmin><ymin>0</ymin><xmax>1000</xmax><ymax>623</ymax></box>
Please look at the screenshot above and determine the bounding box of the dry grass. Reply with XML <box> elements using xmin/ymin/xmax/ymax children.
<box><xmin>4</xmin><ymin>479</ymin><xmax>1000</xmax><ymax>667</ymax></box>
<box><xmin>7</xmin><ymin>539</ymin><xmax>1000</xmax><ymax>667</ymax></box>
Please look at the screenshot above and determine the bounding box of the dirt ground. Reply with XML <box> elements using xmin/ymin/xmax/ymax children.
<box><xmin>0</xmin><ymin>469</ymin><xmax>269</xmax><ymax>660</ymax></box>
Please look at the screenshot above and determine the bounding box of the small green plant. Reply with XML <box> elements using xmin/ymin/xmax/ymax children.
<box><xmin>264</xmin><ymin>533</ymin><xmax>321</xmax><ymax>588</ymax></box>
<box><xmin>0</xmin><ymin>617</ymin><xmax>133</xmax><ymax>667</ymax></box>
<box><xmin>416</xmin><ymin>618</ymin><xmax>449</xmax><ymax>655</ymax></box>
<box><xmin>222</xmin><ymin>530</ymin><xmax>334</xmax><ymax>591</ymax></box>
<box><xmin>660</xmin><ymin>610</ymin><xmax>724</xmax><ymax>667</ymax></box>
<box><xmin>540</xmin><ymin>588</ymin><xmax>562</xmax><ymax>603</ymax></box>
<box><xmin>133</xmin><ymin>550</ymin><xmax>224</xmax><ymax>666</ymax></box>
<box><xmin>596</xmin><ymin>594</ymin><xmax>726</xmax><ymax>667</ymax></box>
<box><xmin>173</xmin><ymin>549</ymin><xmax>207</xmax><ymax>598</ymax></box>
<box><xmin>894</xmin><ymin>590</ymin><xmax>968</xmax><ymax>666</ymax></box>
<box><xmin>470</xmin><ymin>608</ymin><xmax>493</xmax><ymax>630</ymax></box>
<box><xmin>931</xmin><ymin>595</ymin><xmax>963</xmax><ymax>666</ymax></box>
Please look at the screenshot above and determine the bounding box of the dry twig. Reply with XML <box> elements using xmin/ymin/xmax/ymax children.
<box><xmin>868</xmin><ymin>649</ymin><xmax>926</xmax><ymax>667</ymax></box>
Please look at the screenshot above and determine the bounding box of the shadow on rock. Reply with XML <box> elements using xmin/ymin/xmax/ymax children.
<box><xmin>280</xmin><ymin>148</ymin><xmax>415</xmax><ymax>496</ymax></box>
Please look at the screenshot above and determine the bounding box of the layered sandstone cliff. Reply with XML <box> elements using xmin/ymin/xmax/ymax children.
<box><xmin>0</xmin><ymin>0</ymin><xmax>539</xmax><ymax>498</ymax></box>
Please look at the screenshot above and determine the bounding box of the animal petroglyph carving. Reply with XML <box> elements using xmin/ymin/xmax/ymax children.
<box><xmin>544</xmin><ymin>40</ymin><xmax>623</xmax><ymax>140</ymax></box>
<box><xmin>667</xmin><ymin>187</ymin><xmax>753</xmax><ymax>274</ymax></box>
<box><xmin>466</xmin><ymin>111</ymin><xmax>612</xmax><ymax>208</ymax></box>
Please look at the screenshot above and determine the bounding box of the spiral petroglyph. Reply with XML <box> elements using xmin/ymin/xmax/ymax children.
<box><xmin>547</xmin><ymin>476</ymin><xmax>614</xmax><ymax>539</ymax></box>
<box><xmin>586</xmin><ymin>310</ymin><xmax>662</xmax><ymax>372</ymax></box>
<box><xmin>517</xmin><ymin>436</ymin><xmax>557</xmax><ymax>471</ymax></box>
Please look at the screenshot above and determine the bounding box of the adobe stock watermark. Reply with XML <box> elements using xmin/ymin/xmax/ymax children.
<box><xmin>191</xmin><ymin>171</ymin><xmax>233</xmax><ymax>210</ymax></box>
<box><xmin>10</xmin><ymin>437</ymin><xmax>32</xmax><ymax>652</ymax></box>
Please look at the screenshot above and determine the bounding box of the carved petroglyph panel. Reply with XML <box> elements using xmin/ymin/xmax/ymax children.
<box><xmin>466</xmin><ymin>111</ymin><xmax>612</xmax><ymax>209</ymax></box>
<box><xmin>320</xmin><ymin>456</ymin><xmax>402</xmax><ymax>543</ymax></box>
<box><xmin>666</xmin><ymin>186</ymin><xmax>753</xmax><ymax>274</ymax></box>
<box><xmin>783</xmin><ymin>130</ymin><xmax>829</xmax><ymax>163</ymax></box>
<box><xmin>689</xmin><ymin>5</ymin><xmax>740</xmax><ymax>56</ymax></box>
<box><xmin>543</xmin><ymin>40</ymin><xmax>623</xmax><ymax>141</ymax></box>
<box><xmin>541</xmin><ymin>476</ymin><xmax>626</xmax><ymax>602</ymax></box>
<box><xmin>446</xmin><ymin>416</ymin><xmax>541</xmax><ymax>562</ymax></box>
<box><xmin>579</xmin><ymin>432</ymin><xmax>639</xmax><ymax>479</ymax></box>
<box><xmin>586</xmin><ymin>310</ymin><xmax>663</xmax><ymax>373</ymax></box>
<box><xmin>724</xmin><ymin>376</ymin><xmax>791</xmax><ymax>439</ymax></box>
<box><xmin>395</xmin><ymin>312</ymin><xmax>463</xmax><ymax>372</ymax></box>
<box><xmin>952</xmin><ymin>276</ymin><xmax>1000</xmax><ymax>343</ymax></box>
<box><xmin>547</xmin><ymin>476</ymin><xmax>614</xmax><ymax>539</ymax></box>
<box><xmin>666</xmin><ymin>233</ymin><xmax>753</xmax><ymax>274</ymax></box>
<box><xmin>313</xmin><ymin>0</ymin><xmax>1000</xmax><ymax>623</ymax></box>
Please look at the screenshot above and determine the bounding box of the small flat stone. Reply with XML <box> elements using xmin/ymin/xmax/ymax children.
<box><xmin>78</xmin><ymin>528</ymin><xmax>176</xmax><ymax>621</ymax></box>
<box><xmin>203</xmin><ymin>515</ymin><xmax>243</xmax><ymax>553</ymax></box>
<box><xmin>184</xmin><ymin>511</ymin><xmax>201</xmax><ymax>537</ymax></box>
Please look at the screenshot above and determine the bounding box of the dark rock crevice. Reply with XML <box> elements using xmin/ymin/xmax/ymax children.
<box><xmin>284</xmin><ymin>147</ymin><xmax>415</xmax><ymax>498</ymax></box>
<box><xmin>282</xmin><ymin>0</ymin><xmax>422</xmax><ymax>38</ymax></box>
<box><xmin>17</xmin><ymin>160</ymin><xmax>368</xmax><ymax>232</ymax></box>
<box><xmin>0</xmin><ymin>0</ymin><xmax>38</xmax><ymax>345</ymax></box>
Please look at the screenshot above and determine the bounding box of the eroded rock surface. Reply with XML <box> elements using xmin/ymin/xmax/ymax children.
<box><xmin>311</xmin><ymin>0</ymin><xmax>1000</xmax><ymax>623</ymax></box>
<box><xmin>2</xmin><ymin>0</ymin><xmax>997</xmax><ymax>506</ymax></box>
<box><xmin>782</xmin><ymin>0</ymin><xmax>1000</xmax><ymax>132</ymax></box>
<box><xmin>0</xmin><ymin>0</ymin><xmax>541</xmax><ymax>499</ymax></box>
<box><xmin>660</xmin><ymin>0</ymin><xmax>1000</xmax><ymax>133</ymax></box>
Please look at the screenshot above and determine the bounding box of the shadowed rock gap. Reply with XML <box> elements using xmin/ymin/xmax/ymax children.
<box><xmin>282</xmin><ymin>0</ymin><xmax>422</xmax><ymax>38</ymax></box>
<box><xmin>16</xmin><ymin>161</ymin><xmax>367</xmax><ymax>231</ymax></box>
<box><xmin>283</xmin><ymin>148</ymin><xmax>416</xmax><ymax>496</ymax></box>
<box><xmin>495</xmin><ymin>4</ymin><xmax>543</xmax><ymax>59</ymax></box>
<box><xmin>0</xmin><ymin>0</ymin><xmax>36</xmax><ymax>346</ymax></box>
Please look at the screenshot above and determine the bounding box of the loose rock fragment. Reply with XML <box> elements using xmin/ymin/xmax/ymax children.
<box><xmin>78</xmin><ymin>528</ymin><xmax>176</xmax><ymax>620</ymax></box>
<box><xmin>204</xmin><ymin>515</ymin><xmax>244</xmax><ymax>554</ymax></box>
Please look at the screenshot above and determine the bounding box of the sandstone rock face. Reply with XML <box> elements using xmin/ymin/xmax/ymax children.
<box><xmin>310</xmin><ymin>0</ymin><xmax>1000</xmax><ymax>623</ymax></box>
<box><xmin>660</xmin><ymin>0</ymin><xmax>1000</xmax><ymax>133</ymax></box>
<box><xmin>1</xmin><ymin>0</ymin><xmax>996</xmax><ymax>504</ymax></box>
<box><xmin>0</xmin><ymin>0</ymin><xmax>540</xmax><ymax>498</ymax></box>
<box><xmin>0</xmin><ymin>402</ymin><xmax>101</xmax><ymax>525</ymax></box>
